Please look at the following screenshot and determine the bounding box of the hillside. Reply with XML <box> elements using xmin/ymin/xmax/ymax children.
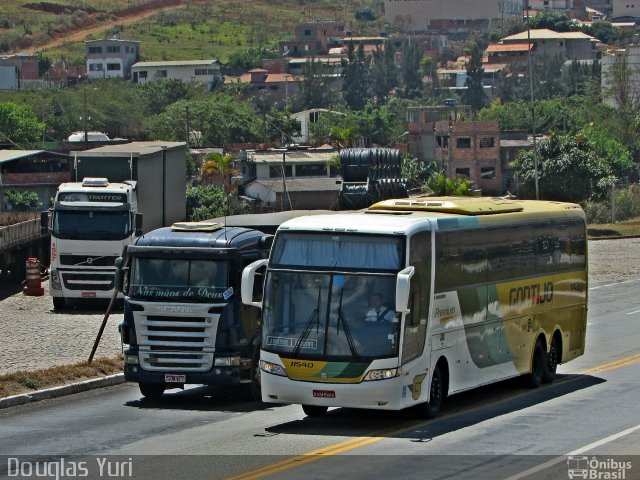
<box><xmin>1</xmin><ymin>0</ymin><xmax>384</xmax><ymax>63</ymax></box>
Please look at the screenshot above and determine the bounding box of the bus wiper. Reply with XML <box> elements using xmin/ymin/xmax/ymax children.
<box><xmin>336</xmin><ymin>288</ymin><xmax>359</xmax><ymax>359</ymax></box>
<box><xmin>292</xmin><ymin>285</ymin><xmax>322</xmax><ymax>358</ymax></box>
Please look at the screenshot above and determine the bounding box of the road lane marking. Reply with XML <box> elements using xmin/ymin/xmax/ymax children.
<box><xmin>224</xmin><ymin>422</ymin><xmax>416</xmax><ymax>480</ymax></box>
<box><xmin>627</xmin><ymin>309</ymin><xmax>640</xmax><ymax>315</ymax></box>
<box><xmin>579</xmin><ymin>353</ymin><xmax>640</xmax><ymax>375</ymax></box>
<box><xmin>504</xmin><ymin>424</ymin><xmax>640</xmax><ymax>480</ymax></box>
<box><xmin>228</xmin><ymin>353</ymin><xmax>640</xmax><ymax>480</ymax></box>
<box><xmin>589</xmin><ymin>278</ymin><xmax>638</xmax><ymax>290</ymax></box>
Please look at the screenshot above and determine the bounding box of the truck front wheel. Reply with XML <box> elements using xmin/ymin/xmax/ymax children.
<box><xmin>139</xmin><ymin>382</ymin><xmax>165</xmax><ymax>400</ymax></box>
<box><xmin>52</xmin><ymin>297</ymin><xmax>66</xmax><ymax>310</ymax></box>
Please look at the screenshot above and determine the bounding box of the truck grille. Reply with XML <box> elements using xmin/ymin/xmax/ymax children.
<box><xmin>136</xmin><ymin>313</ymin><xmax>218</xmax><ymax>372</ymax></box>
<box><xmin>60</xmin><ymin>255</ymin><xmax>119</xmax><ymax>267</ymax></box>
<box><xmin>61</xmin><ymin>271</ymin><xmax>115</xmax><ymax>290</ymax></box>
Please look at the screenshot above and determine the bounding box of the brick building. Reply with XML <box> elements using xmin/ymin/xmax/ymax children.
<box><xmin>434</xmin><ymin>120</ymin><xmax>502</xmax><ymax>195</ymax></box>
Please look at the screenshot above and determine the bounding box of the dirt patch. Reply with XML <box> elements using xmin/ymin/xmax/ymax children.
<box><xmin>0</xmin><ymin>355</ymin><xmax>122</xmax><ymax>398</ymax></box>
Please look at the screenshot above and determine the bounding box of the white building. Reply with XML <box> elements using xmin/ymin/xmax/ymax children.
<box><xmin>290</xmin><ymin>109</ymin><xmax>345</xmax><ymax>144</ymax></box>
<box><xmin>612</xmin><ymin>0</ymin><xmax>640</xmax><ymax>18</ymax></box>
<box><xmin>601</xmin><ymin>45</ymin><xmax>640</xmax><ymax>108</ymax></box>
<box><xmin>131</xmin><ymin>60</ymin><xmax>222</xmax><ymax>91</ymax></box>
<box><xmin>384</xmin><ymin>0</ymin><xmax>523</xmax><ymax>32</ymax></box>
<box><xmin>0</xmin><ymin>66</ymin><xmax>17</xmax><ymax>90</ymax></box>
<box><xmin>86</xmin><ymin>39</ymin><xmax>140</xmax><ymax>80</ymax></box>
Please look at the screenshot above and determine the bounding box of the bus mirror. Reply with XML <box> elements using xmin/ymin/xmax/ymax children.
<box><xmin>242</xmin><ymin>259</ymin><xmax>268</xmax><ymax>308</ymax></box>
<box><xmin>395</xmin><ymin>266</ymin><xmax>415</xmax><ymax>313</ymax></box>
<box><xmin>260</xmin><ymin>234</ymin><xmax>274</xmax><ymax>250</ymax></box>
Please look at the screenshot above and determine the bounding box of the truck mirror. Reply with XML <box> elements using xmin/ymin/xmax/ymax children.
<box><xmin>134</xmin><ymin>213</ymin><xmax>143</xmax><ymax>236</ymax></box>
<box><xmin>40</xmin><ymin>211</ymin><xmax>49</xmax><ymax>234</ymax></box>
<box><xmin>114</xmin><ymin>257</ymin><xmax>124</xmax><ymax>292</ymax></box>
<box><xmin>259</xmin><ymin>234</ymin><xmax>274</xmax><ymax>250</ymax></box>
<box><xmin>395</xmin><ymin>266</ymin><xmax>415</xmax><ymax>314</ymax></box>
<box><xmin>242</xmin><ymin>259</ymin><xmax>268</xmax><ymax>308</ymax></box>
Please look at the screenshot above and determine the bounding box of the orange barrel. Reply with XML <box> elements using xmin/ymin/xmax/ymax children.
<box><xmin>23</xmin><ymin>258</ymin><xmax>44</xmax><ymax>296</ymax></box>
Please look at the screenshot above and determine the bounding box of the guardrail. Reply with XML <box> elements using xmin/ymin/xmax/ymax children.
<box><xmin>0</xmin><ymin>219</ymin><xmax>44</xmax><ymax>253</ymax></box>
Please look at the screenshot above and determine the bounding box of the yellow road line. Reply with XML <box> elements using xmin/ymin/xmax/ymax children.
<box><xmin>225</xmin><ymin>422</ymin><xmax>415</xmax><ymax>480</ymax></box>
<box><xmin>579</xmin><ymin>353</ymin><xmax>640</xmax><ymax>375</ymax></box>
<box><xmin>227</xmin><ymin>353</ymin><xmax>640</xmax><ymax>480</ymax></box>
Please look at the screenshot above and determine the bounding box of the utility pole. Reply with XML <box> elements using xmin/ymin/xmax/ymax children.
<box><xmin>83</xmin><ymin>86</ymin><xmax>89</xmax><ymax>149</ymax></box>
<box><xmin>185</xmin><ymin>106</ymin><xmax>191</xmax><ymax>147</ymax></box>
<box><xmin>525</xmin><ymin>0</ymin><xmax>539</xmax><ymax>200</ymax></box>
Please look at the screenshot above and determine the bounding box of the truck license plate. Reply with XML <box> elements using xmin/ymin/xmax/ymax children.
<box><xmin>313</xmin><ymin>390</ymin><xmax>335</xmax><ymax>398</ymax></box>
<box><xmin>81</xmin><ymin>292</ymin><xmax>96</xmax><ymax>298</ymax></box>
<box><xmin>165</xmin><ymin>374</ymin><xmax>186</xmax><ymax>383</ymax></box>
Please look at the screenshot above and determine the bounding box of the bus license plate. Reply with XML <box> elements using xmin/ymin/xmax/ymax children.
<box><xmin>165</xmin><ymin>374</ymin><xmax>186</xmax><ymax>383</ymax></box>
<box><xmin>313</xmin><ymin>390</ymin><xmax>335</xmax><ymax>398</ymax></box>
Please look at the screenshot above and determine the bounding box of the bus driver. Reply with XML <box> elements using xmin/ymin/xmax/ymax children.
<box><xmin>363</xmin><ymin>293</ymin><xmax>396</xmax><ymax>322</ymax></box>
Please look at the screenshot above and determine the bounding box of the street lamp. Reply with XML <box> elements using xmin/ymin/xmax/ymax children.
<box><xmin>525</xmin><ymin>0</ymin><xmax>540</xmax><ymax>199</ymax></box>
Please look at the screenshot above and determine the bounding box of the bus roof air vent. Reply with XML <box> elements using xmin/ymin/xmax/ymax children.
<box><xmin>171</xmin><ymin>221</ymin><xmax>225</xmax><ymax>232</ymax></box>
<box><xmin>368</xmin><ymin>197</ymin><xmax>524</xmax><ymax>215</ymax></box>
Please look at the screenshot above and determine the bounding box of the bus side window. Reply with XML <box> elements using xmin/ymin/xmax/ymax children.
<box><xmin>403</xmin><ymin>231</ymin><xmax>431</xmax><ymax>364</ymax></box>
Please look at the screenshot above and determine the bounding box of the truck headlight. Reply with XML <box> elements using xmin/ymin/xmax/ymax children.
<box><xmin>50</xmin><ymin>270</ymin><xmax>61</xmax><ymax>290</ymax></box>
<box><xmin>259</xmin><ymin>360</ymin><xmax>287</xmax><ymax>377</ymax></box>
<box><xmin>124</xmin><ymin>354</ymin><xmax>139</xmax><ymax>365</ymax></box>
<box><xmin>214</xmin><ymin>356</ymin><xmax>241</xmax><ymax>367</ymax></box>
<box><xmin>363</xmin><ymin>368</ymin><xmax>399</xmax><ymax>381</ymax></box>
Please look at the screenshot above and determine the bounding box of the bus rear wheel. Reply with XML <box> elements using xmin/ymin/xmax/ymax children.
<box><xmin>139</xmin><ymin>382</ymin><xmax>165</xmax><ymax>400</ymax></box>
<box><xmin>543</xmin><ymin>335</ymin><xmax>560</xmax><ymax>384</ymax></box>
<box><xmin>525</xmin><ymin>338</ymin><xmax>546</xmax><ymax>389</ymax></box>
<box><xmin>302</xmin><ymin>405</ymin><xmax>328</xmax><ymax>417</ymax></box>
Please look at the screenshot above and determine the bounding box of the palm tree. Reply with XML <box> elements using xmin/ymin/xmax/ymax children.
<box><xmin>201</xmin><ymin>152</ymin><xmax>237</xmax><ymax>193</ymax></box>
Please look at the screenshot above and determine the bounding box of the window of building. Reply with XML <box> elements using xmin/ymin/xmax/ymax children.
<box><xmin>106</xmin><ymin>63</ymin><xmax>121</xmax><ymax>71</ymax></box>
<box><xmin>479</xmin><ymin>136</ymin><xmax>495</xmax><ymax>148</ymax></box>
<box><xmin>207</xmin><ymin>69</ymin><xmax>217</xmax><ymax>75</ymax></box>
<box><xmin>269</xmin><ymin>165</ymin><xmax>293</xmax><ymax>178</ymax></box>
<box><xmin>455</xmin><ymin>168</ymin><xmax>470</xmax><ymax>177</ymax></box>
<box><xmin>304</xmin><ymin>29</ymin><xmax>311</xmax><ymax>36</ymax></box>
<box><xmin>125</xmin><ymin>46</ymin><xmax>130</xmax><ymax>53</ymax></box>
<box><xmin>138</xmin><ymin>71</ymin><xmax>147</xmax><ymax>78</ymax></box>
<box><xmin>106</xmin><ymin>46</ymin><xmax>121</xmax><ymax>53</ymax></box>
<box><xmin>89</xmin><ymin>63</ymin><xmax>103</xmax><ymax>71</ymax></box>
<box><xmin>156</xmin><ymin>70</ymin><xmax>168</xmax><ymax>78</ymax></box>
<box><xmin>481</xmin><ymin>167</ymin><xmax>496</xmax><ymax>179</ymax></box>
<box><xmin>88</xmin><ymin>46</ymin><xmax>102</xmax><ymax>54</ymax></box>
<box><xmin>456</xmin><ymin>137</ymin><xmax>471</xmax><ymax>148</ymax></box>
<box><xmin>296</xmin><ymin>164</ymin><xmax>327</xmax><ymax>177</ymax></box>
<box><xmin>195</xmin><ymin>69</ymin><xmax>209</xmax><ymax>75</ymax></box>
<box><xmin>436</xmin><ymin>135</ymin><xmax>449</xmax><ymax>149</ymax></box>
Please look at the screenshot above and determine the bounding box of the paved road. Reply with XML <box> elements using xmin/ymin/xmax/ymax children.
<box><xmin>1</xmin><ymin>277</ymin><xmax>639</xmax><ymax>480</ymax></box>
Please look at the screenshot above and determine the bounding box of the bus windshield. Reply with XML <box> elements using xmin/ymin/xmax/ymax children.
<box><xmin>262</xmin><ymin>271</ymin><xmax>399</xmax><ymax>359</ymax></box>
<box><xmin>129</xmin><ymin>258</ymin><xmax>230</xmax><ymax>303</ymax></box>
<box><xmin>53</xmin><ymin>210</ymin><xmax>130</xmax><ymax>240</ymax></box>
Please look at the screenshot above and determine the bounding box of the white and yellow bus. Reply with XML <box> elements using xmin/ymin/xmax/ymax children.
<box><xmin>241</xmin><ymin>197</ymin><xmax>587</xmax><ymax>417</ymax></box>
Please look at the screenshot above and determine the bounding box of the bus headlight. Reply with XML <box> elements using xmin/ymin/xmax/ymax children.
<box><xmin>364</xmin><ymin>368</ymin><xmax>399</xmax><ymax>381</ymax></box>
<box><xmin>260</xmin><ymin>360</ymin><xmax>287</xmax><ymax>377</ymax></box>
<box><xmin>124</xmin><ymin>354</ymin><xmax>139</xmax><ymax>365</ymax></box>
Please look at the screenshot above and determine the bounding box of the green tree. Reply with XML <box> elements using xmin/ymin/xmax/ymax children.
<box><xmin>423</xmin><ymin>172</ymin><xmax>473</xmax><ymax>196</ymax></box>
<box><xmin>4</xmin><ymin>190</ymin><xmax>39</xmax><ymax>211</ymax></box>
<box><xmin>142</xmin><ymin>79</ymin><xmax>205</xmax><ymax>115</ymax></box>
<box><xmin>370</xmin><ymin>41</ymin><xmax>397</xmax><ymax>105</ymax></box>
<box><xmin>462</xmin><ymin>45</ymin><xmax>486</xmax><ymax>111</ymax></box>
<box><xmin>298</xmin><ymin>57</ymin><xmax>339</xmax><ymax>109</ymax></box>
<box><xmin>342</xmin><ymin>43</ymin><xmax>371</xmax><ymax>110</ymax></box>
<box><xmin>186</xmin><ymin>184</ymin><xmax>249</xmax><ymax>221</ymax></box>
<box><xmin>530</xmin><ymin>10</ymin><xmax>573</xmax><ymax>32</ymax></box>
<box><xmin>400</xmin><ymin>41</ymin><xmax>423</xmax><ymax>99</ymax></box>
<box><xmin>227</xmin><ymin>47</ymin><xmax>280</xmax><ymax>70</ymax></box>
<box><xmin>0</xmin><ymin>103</ymin><xmax>43</xmax><ymax>148</ymax></box>
<box><xmin>511</xmin><ymin>132</ymin><xmax>620</xmax><ymax>202</ymax></box>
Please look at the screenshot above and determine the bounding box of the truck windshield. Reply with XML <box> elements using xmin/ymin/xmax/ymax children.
<box><xmin>53</xmin><ymin>210</ymin><xmax>130</xmax><ymax>240</ymax></box>
<box><xmin>129</xmin><ymin>258</ymin><xmax>229</xmax><ymax>303</ymax></box>
<box><xmin>263</xmin><ymin>271</ymin><xmax>399</xmax><ymax>360</ymax></box>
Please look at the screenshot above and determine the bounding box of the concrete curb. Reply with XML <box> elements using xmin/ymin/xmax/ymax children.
<box><xmin>589</xmin><ymin>234</ymin><xmax>640</xmax><ymax>241</ymax></box>
<box><xmin>0</xmin><ymin>373</ymin><xmax>125</xmax><ymax>409</ymax></box>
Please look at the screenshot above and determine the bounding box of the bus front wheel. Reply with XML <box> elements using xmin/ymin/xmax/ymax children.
<box><xmin>417</xmin><ymin>364</ymin><xmax>445</xmax><ymax>419</ymax></box>
<box><xmin>139</xmin><ymin>382</ymin><xmax>165</xmax><ymax>400</ymax></box>
<box><xmin>52</xmin><ymin>297</ymin><xmax>66</xmax><ymax>310</ymax></box>
<box><xmin>302</xmin><ymin>405</ymin><xmax>328</xmax><ymax>417</ymax></box>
